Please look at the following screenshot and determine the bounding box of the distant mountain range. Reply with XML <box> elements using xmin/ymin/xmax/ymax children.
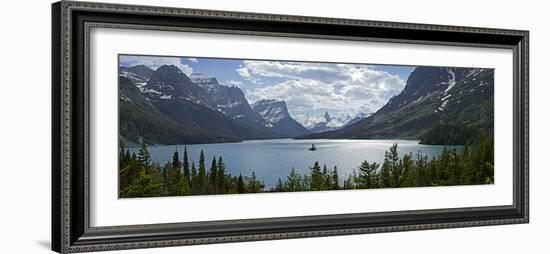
<box><xmin>301</xmin><ymin>66</ymin><xmax>494</xmax><ymax>144</ymax></box>
<box><xmin>297</xmin><ymin>111</ymin><xmax>371</xmax><ymax>133</ymax></box>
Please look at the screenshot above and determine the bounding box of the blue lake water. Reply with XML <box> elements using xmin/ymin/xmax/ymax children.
<box><xmin>131</xmin><ymin>139</ymin><xmax>461</xmax><ymax>189</ymax></box>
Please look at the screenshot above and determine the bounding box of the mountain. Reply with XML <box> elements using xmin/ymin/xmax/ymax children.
<box><xmin>189</xmin><ymin>72</ymin><xmax>220</xmax><ymax>88</ymax></box>
<box><xmin>252</xmin><ymin>99</ymin><xmax>310</xmax><ymax>137</ymax></box>
<box><xmin>344</xmin><ymin>112</ymin><xmax>371</xmax><ymax>127</ymax></box>
<box><xmin>188</xmin><ymin>73</ymin><xmax>282</xmax><ymax>136</ymax></box>
<box><xmin>301</xmin><ymin>66</ymin><xmax>494</xmax><ymax>144</ymax></box>
<box><xmin>119</xmin><ymin>66</ymin><xmax>285</xmax><ymax>146</ymax></box>
<box><xmin>299</xmin><ymin>111</ymin><xmax>356</xmax><ymax>133</ymax></box>
<box><xmin>143</xmin><ymin>65</ymin><xmax>215</xmax><ymax>107</ymax></box>
<box><xmin>119</xmin><ymin>65</ymin><xmax>155</xmax><ymax>84</ymax></box>
<box><xmin>119</xmin><ymin>76</ymin><xmax>225</xmax><ymax>146</ymax></box>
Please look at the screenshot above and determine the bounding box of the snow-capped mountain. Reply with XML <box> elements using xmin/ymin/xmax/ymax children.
<box><xmin>302</xmin><ymin>66</ymin><xmax>494</xmax><ymax>144</ymax></box>
<box><xmin>188</xmin><ymin>73</ymin><xmax>282</xmax><ymax>135</ymax></box>
<box><xmin>119</xmin><ymin>65</ymin><xmax>155</xmax><ymax>84</ymax></box>
<box><xmin>144</xmin><ymin>65</ymin><xmax>215</xmax><ymax>106</ymax></box>
<box><xmin>119</xmin><ymin>65</ymin><xmax>287</xmax><ymax>145</ymax></box>
<box><xmin>298</xmin><ymin>111</ymin><xmax>362</xmax><ymax>133</ymax></box>
<box><xmin>252</xmin><ymin>100</ymin><xmax>310</xmax><ymax>137</ymax></box>
<box><xmin>189</xmin><ymin>72</ymin><xmax>220</xmax><ymax>89</ymax></box>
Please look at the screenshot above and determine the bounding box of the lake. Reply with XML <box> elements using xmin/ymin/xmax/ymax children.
<box><xmin>132</xmin><ymin>139</ymin><xmax>461</xmax><ymax>189</ymax></box>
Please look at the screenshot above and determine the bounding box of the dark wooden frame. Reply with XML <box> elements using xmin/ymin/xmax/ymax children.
<box><xmin>52</xmin><ymin>1</ymin><xmax>529</xmax><ymax>253</ymax></box>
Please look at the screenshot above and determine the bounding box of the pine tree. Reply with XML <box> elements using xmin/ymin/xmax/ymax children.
<box><xmin>216</xmin><ymin>156</ymin><xmax>226</xmax><ymax>193</ymax></box>
<box><xmin>358</xmin><ymin>160</ymin><xmax>379</xmax><ymax>189</ymax></box>
<box><xmin>380</xmin><ymin>151</ymin><xmax>392</xmax><ymax>187</ymax></box>
<box><xmin>237</xmin><ymin>174</ymin><xmax>245</xmax><ymax>193</ymax></box>
<box><xmin>197</xmin><ymin>151</ymin><xmax>207</xmax><ymax>194</ymax></box>
<box><xmin>400</xmin><ymin>153</ymin><xmax>414</xmax><ymax>186</ymax></box>
<box><xmin>449</xmin><ymin>149</ymin><xmax>462</xmax><ymax>185</ymax></box>
<box><xmin>438</xmin><ymin>147</ymin><xmax>452</xmax><ymax>185</ymax></box>
<box><xmin>119</xmin><ymin>146</ymin><xmax>125</xmax><ymax>165</ymax></box>
<box><xmin>209</xmin><ymin>156</ymin><xmax>217</xmax><ymax>194</ymax></box>
<box><xmin>323</xmin><ymin>164</ymin><xmax>331</xmax><ymax>190</ymax></box>
<box><xmin>310</xmin><ymin>161</ymin><xmax>324</xmax><ymax>191</ymax></box>
<box><xmin>191</xmin><ymin>162</ymin><xmax>198</xmax><ymax>194</ymax></box>
<box><xmin>131</xmin><ymin>152</ymin><xmax>137</xmax><ymax>161</ymax></box>
<box><xmin>121</xmin><ymin>168</ymin><xmax>162</xmax><ymax>198</ymax></box>
<box><xmin>415</xmin><ymin>153</ymin><xmax>428</xmax><ymax>186</ymax></box>
<box><xmin>331</xmin><ymin>166</ymin><xmax>339</xmax><ymax>190</ymax></box>
<box><xmin>427</xmin><ymin>156</ymin><xmax>438</xmax><ymax>186</ymax></box>
<box><xmin>275</xmin><ymin>178</ymin><xmax>285</xmax><ymax>192</ymax></box>
<box><xmin>387</xmin><ymin>144</ymin><xmax>403</xmax><ymax>187</ymax></box>
<box><xmin>183</xmin><ymin>146</ymin><xmax>190</xmax><ymax>185</ymax></box>
<box><xmin>343</xmin><ymin>171</ymin><xmax>357</xmax><ymax>189</ymax></box>
<box><xmin>286</xmin><ymin>168</ymin><xmax>303</xmax><ymax>192</ymax></box>
<box><xmin>248</xmin><ymin>171</ymin><xmax>259</xmax><ymax>193</ymax></box>
<box><xmin>172</xmin><ymin>146</ymin><xmax>181</xmax><ymax>170</ymax></box>
<box><xmin>137</xmin><ymin>140</ymin><xmax>151</xmax><ymax>166</ymax></box>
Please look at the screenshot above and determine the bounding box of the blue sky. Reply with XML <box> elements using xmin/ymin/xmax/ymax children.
<box><xmin>120</xmin><ymin>55</ymin><xmax>414</xmax><ymax>120</ymax></box>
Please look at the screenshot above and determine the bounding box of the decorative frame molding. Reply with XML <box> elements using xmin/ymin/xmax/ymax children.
<box><xmin>52</xmin><ymin>1</ymin><xmax>529</xmax><ymax>253</ymax></box>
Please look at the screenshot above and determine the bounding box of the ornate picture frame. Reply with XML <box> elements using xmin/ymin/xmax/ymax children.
<box><xmin>52</xmin><ymin>1</ymin><xmax>529</xmax><ymax>253</ymax></box>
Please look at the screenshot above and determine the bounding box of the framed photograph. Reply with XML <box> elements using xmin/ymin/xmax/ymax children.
<box><xmin>52</xmin><ymin>1</ymin><xmax>529</xmax><ymax>253</ymax></box>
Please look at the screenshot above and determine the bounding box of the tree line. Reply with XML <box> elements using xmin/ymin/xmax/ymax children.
<box><xmin>119</xmin><ymin>135</ymin><xmax>493</xmax><ymax>198</ymax></box>
<box><xmin>119</xmin><ymin>142</ymin><xmax>263</xmax><ymax>198</ymax></box>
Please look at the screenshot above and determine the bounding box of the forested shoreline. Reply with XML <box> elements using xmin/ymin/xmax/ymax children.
<box><xmin>119</xmin><ymin>136</ymin><xmax>494</xmax><ymax>198</ymax></box>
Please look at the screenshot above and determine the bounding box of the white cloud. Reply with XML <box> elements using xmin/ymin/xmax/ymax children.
<box><xmin>236</xmin><ymin>67</ymin><xmax>251</xmax><ymax>78</ymax></box>
<box><xmin>226</xmin><ymin>80</ymin><xmax>244</xmax><ymax>86</ymax></box>
<box><xmin>120</xmin><ymin>55</ymin><xmax>194</xmax><ymax>76</ymax></box>
<box><xmin>185</xmin><ymin>58</ymin><xmax>198</xmax><ymax>63</ymax></box>
<box><xmin>241</xmin><ymin>60</ymin><xmax>405</xmax><ymax>119</ymax></box>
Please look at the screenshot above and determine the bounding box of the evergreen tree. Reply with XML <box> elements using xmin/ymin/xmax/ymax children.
<box><xmin>183</xmin><ymin>146</ymin><xmax>190</xmax><ymax>185</ymax></box>
<box><xmin>323</xmin><ymin>165</ymin><xmax>331</xmax><ymax>190</ymax></box>
<box><xmin>400</xmin><ymin>153</ymin><xmax>414</xmax><ymax>186</ymax></box>
<box><xmin>248</xmin><ymin>171</ymin><xmax>261</xmax><ymax>193</ymax></box>
<box><xmin>438</xmin><ymin>147</ymin><xmax>452</xmax><ymax>185</ymax></box>
<box><xmin>387</xmin><ymin>144</ymin><xmax>403</xmax><ymax>187</ymax></box>
<box><xmin>237</xmin><ymin>174</ymin><xmax>245</xmax><ymax>193</ymax></box>
<box><xmin>358</xmin><ymin>160</ymin><xmax>379</xmax><ymax>189</ymax></box>
<box><xmin>121</xmin><ymin>168</ymin><xmax>162</xmax><ymax>198</ymax></box>
<box><xmin>310</xmin><ymin>161</ymin><xmax>324</xmax><ymax>191</ymax></box>
<box><xmin>164</xmin><ymin>147</ymin><xmax>190</xmax><ymax>196</ymax></box>
<box><xmin>131</xmin><ymin>152</ymin><xmax>137</xmax><ymax>161</ymax></box>
<box><xmin>197</xmin><ymin>150</ymin><xmax>207</xmax><ymax>194</ymax></box>
<box><xmin>449</xmin><ymin>149</ymin><xmax>462</xmax><ymax>185</ymax></box>
<box><xmin>343</xmin><ymin>171</ymin><xmax>357</xmax><ymax>189</ymax></box>
<box><xmin>216</xmin><ymin>157</ymin><xmax>226</xmax><ymax>193</ymax></box>
<box><xmin>209</xmin><ymin>156</ymin><xmax>218</xmax><ymax>194</ymax></box>
<box><xmin>172</xmin><ymin>146</ymin><xmax>181</xmax><ymax>170</ymax></box>
<box><xmin>191</xmin><ymin>162</ymin><xmax>198</xmax><ymax>194</ymax></box>
<box><xmin>331</xmin><ymin>166</ymin><xmax>339</xmax><ymax>190</ymax></box>
<box><xmin>380</xmin><ymin>151</ymin><xmax>392</xmax><ymax>187</ymax></box>
<box><xmin>415</xmin><ymin>153</ymin><xmax>428</xmax><ymax>186</ymax></box>
<box><xmin>275</xmin><ymin>178</ymin><xmax>285</xmax><ymax>192</ymax></box>
<box><xmin>286</xmin><ymin>168</ymin><xmax>303</xmax><ymax>192</ymax></box>
<box><xmin>137</xmin><ymin>140</ymin><xmax>151</xmax><ymax>166</ymax></box>
<box><xmin>427</xmin><ymin>156</ymin><xmax>438</xmax><ymax>186</ymax></box>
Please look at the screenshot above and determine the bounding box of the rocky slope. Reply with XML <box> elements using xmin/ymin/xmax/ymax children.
<box><xmin>300</xmin><ymin>66</ymin><xmax>494</xmax><ymax>144</ymax></box>
<box><xmin>252</xmin><ymin>99</ymin><xmax>310</xmax><ymax>137</ymax></box>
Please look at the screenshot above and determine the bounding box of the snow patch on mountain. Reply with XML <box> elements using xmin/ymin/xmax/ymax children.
<box><xmin>298</xmin><ymin>111</ymin><xmax>364</xmax><ymax>133</ymax></box>
<box><xmin>439</xmin><ymin>69</ymin><xmax>456</xmax><ymax>111</ymax></box>
<box><xmin>252</xmin><ymin>99</ymin><xmax>288</xmax><ymax>124</ymax></box>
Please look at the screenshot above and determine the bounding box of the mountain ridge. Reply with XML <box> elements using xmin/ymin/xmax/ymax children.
<box><xmin>252</xmin><ymin>99</ymin><xmax>310</xmax><ymax>137</ymax></box>
<box><xmin>299</xmin><ymin>66</ymin><xmax>494</xmax><ymax>144</ymax></box>
<box><xmin>119</xmin><ymin>65</ymin><xmax>303</xmax><ymax>146</ymax></box>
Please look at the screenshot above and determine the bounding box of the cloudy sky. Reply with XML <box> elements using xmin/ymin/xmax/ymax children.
<box><xmin>120</xmin><ymin>55</ymin><xmax>414</xmax><ymax>120</ymax></box>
